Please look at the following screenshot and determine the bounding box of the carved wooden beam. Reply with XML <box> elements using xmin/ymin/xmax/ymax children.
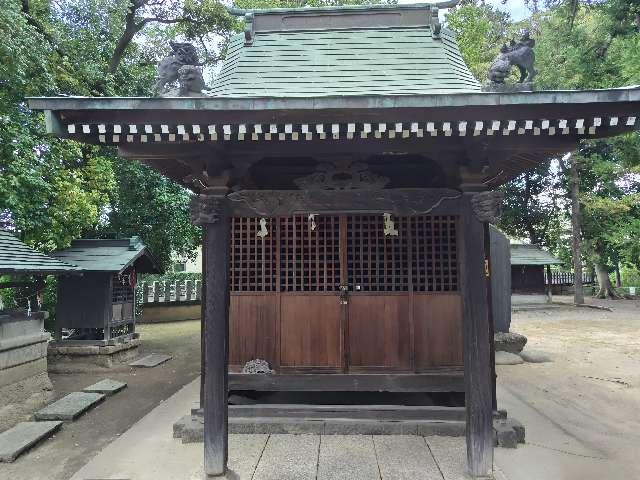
<box><xmin>470</xmin><ymin>191</ymin><xmax>504</xmax><ymax>224</ymax></box>
<box><xmin>190</xmin><ymin>194</ymin><xmax>229</xmax><ymax>225</ymax></box>
<box><xmin>226</xmin><ymin>188</ymin><xmax>463</xmax><ymax>217</ymax></box>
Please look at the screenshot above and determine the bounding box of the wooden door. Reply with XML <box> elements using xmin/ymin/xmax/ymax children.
<box><xmin>228</xmin><ymin>213</ymin><xmax>463</xmax><ymax>373</ymax></box>
<box><xmin>346</xmin><ymin>215</ymin><xmax>412</xmax><ymax>371</ymax></box>
<box><xmin>278</xmin><ymin>215</ymin><xmax>343</xmax><ymax>370</ymax></box>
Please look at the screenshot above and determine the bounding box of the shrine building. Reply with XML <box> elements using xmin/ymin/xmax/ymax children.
<box><xmin>29</xmin><ymin>3</ymin><xmax>640</xmax><ymax>478</ymax></box>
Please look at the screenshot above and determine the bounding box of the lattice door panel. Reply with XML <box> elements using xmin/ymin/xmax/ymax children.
<box><xmin>411</xmin><ymin>215</ymin><xmax>458</xmax><ymax>292</ymax></box>
<box><xmin>230</xmin><ymin>217</ymin><xmax>277</xmax><ymax>292</ymax></box>
<box><xmin>279</xmin><ymin>215</ymin><xmax>341</xmax><ymax>292</ymax></box>
<box><xmin>346</xmin><ymin>215</ymin><xmax>411</xmax><ymax>292</ymax></box>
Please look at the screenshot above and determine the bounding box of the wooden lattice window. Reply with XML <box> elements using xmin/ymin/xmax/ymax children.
<box><xmin>347</xmin><ymin>215</ymin><xmax>411</xmax><ymax>292</ymax></box>
<box><xmin>230</xmin><ymin>217</ymin><xmax>277</xmax><ymax>292</ymax></box>
<box><xmin>279</xmin><ymin>215</ymin><xmax>341</xmax><ymax>292</ymax></box>
<box><xmin>112</xmin><ymin>271</ymin><xmax>135</xmax><ymax>302</ymax></box>
<box><xmin>411</xmin><ymin>215</ymin><xmax>458</xmax><ymax>292</ymax></box>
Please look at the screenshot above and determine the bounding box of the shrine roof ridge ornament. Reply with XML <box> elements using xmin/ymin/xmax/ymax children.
<box><xmin>226</xmin><ymin>2</ymin><xmax>460</xmax><ymax>17</ymax></box>
<box><xmin>226</xmin><ymin>2</ymin><xmax>457</xmax><ymax>40</ymax></box>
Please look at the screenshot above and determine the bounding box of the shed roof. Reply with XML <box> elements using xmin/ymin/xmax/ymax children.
<box><xmin>510</xmin><ymin>244</ymin><xmax>561</xmax><ymax>266</ymax></box>
<box><xmin>0</xmin><ymin>230</ymin><xmax>78</xmax><ymax>274</ymax></box>
<box><xmin>52</xmin><ymin>237</ymin><xmax>160</xmax><ymax>274</ymax></box>
<box><xmin>210</xmin><ymin>4</ymin><xmax>480</xmax><ymax>97</ymax></box>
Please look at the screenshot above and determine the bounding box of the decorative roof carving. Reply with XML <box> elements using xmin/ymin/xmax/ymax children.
<box><xmin>154</xmin><ymin>42</ymin><xmax>207</xmax><ymax>97</ymax></box>
<box><xmin>486</xmin><ymin>31</ymin><xmax>537</xmax><ymax>91</ymax></box>
<box><xmin>294</xmin><ymin>161</ymin><xmax>389</xmax><ymax>191</ymax></box>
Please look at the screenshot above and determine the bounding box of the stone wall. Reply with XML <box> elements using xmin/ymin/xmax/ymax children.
<box><xmin>0</xmin><ymin>310</ymin><xmax>50</xmax><ymax>389</ymax></box>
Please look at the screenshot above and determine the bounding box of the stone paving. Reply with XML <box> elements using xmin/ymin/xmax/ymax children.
<box><xmin>0</xmin><ymin>421</ymin><xmax>62</xmax><ymax>463</ymax></box>
<box><xmin>69</xmin><ymin>379</ymin><xmax>489</xmax><ymax>480</ymax></box>
<box><xmin>82</xmin><ymin>378</ymin><xmax>127</xmax><ymax>395</ymax></box>
<box><xmin>34</xmin><ymin>391</ymin><xmax>105</xmax><ymax>421</ymax></box>
<box><xmin>129</xmin><ymin>352</ymin><xmax>172</xmax><ymax>367</ymax></box>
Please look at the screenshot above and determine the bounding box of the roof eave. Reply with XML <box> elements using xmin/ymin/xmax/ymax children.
<box><xmin>27</xmin><ymin>87</ymin><xmax>640</xmax><ymax>112</ymax></box>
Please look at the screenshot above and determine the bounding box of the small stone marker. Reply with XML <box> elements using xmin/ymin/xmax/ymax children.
<box><xmin>0</xmin><ymin>421</ymin><xmax>63</xmax><ymax>462</ymax></box>
<box><xmin>34</xmin><ymin>392</ymin><xmax>105</xmax><ymax>421</ymax></box>
<box><xmin>128</xmin><ymin>353</ymin><xmax>172</xmax><ymax>368</ymax></box>
<box><xmin>495</xmin><ymin>351</ymin><xmax>524</xmax><ymax>365</ymax></box>
<box><xmin>520</xmin><ymin>349</ymin><xmax>552</xmax><ymax>363</ymax></box>
<box><xmin>83</xmin><ymin>379</ymin><xmax>127</xmax><ymax>396</ymax></box>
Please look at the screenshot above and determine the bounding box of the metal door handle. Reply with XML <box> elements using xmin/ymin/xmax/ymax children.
<box><xmin>338</xmin><ymin>284</ymin><xmax>349</xmax><ymax>305</ymax></box>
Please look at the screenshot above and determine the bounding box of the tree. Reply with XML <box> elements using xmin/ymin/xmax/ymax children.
<box><xmin>445</xmin><ymin>1</ymin><xmax>511</xmax><ymax>81</ymax></box>
<box><xmin>498</xmin><ymin>163</ymin><xmax>563</xmax><ymax>248</ymax></box>
<box><xmin>97</xmin><ymin>159</ymin><xmax>201</xmax><ymax>271</ymax></box>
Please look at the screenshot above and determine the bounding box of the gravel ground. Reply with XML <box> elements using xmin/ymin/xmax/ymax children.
<box><xmin>500</xmin><ymin>296</ymin><xmax>640</xmax><ymax>479</ymax></box>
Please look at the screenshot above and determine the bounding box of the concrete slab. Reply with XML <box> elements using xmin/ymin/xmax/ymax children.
<box><xmin>69</xmin><ymin>378</ymin><xmax>474</xmax><ymax>480</ymax></box>
<box><xmin>374</xmin><ymin>435</ymin><xmax>443</xmax><ymax>480</ymax></box>
<box><xmin>83</xmin><ymin>378</ymin><xmax>127</xmax><ymax>396</ymax></box>
<box><xmin>0</xmin><ymin>421</ymin><xmax>62</xmax><ymax>462</ymax></box>
<box><xmin>252</xmin><ymin>434</ymin><xmax>319</xmax><ymax>480</ymax></box>
<box><xmin>34</xmin><ymin>392</ymin><xmax>105</xmax><ymax>421</ymax></box>
<box><xmin>227</xmin><ymin>434</ymin><xmax>269</xmax><ymax>479</ymax></box>
<box><xmin>317</xmin><ymin>435</ymin><xmax>379</xmax><ymax>480</ymax></box>
<box><xmin>424</xmin><ymin>436</ymin><xmax>471</xmax><ymax>480</ymax></box>
<box><xmin>129</xmin><ymin>353</ymin><xmax>172</xmax><ymax>368</ymax></box>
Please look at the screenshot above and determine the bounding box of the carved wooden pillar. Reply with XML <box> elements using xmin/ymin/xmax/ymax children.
<box><xmin>191</xmin><ymin>193</ymin><xmax>230</xmax><ymax>478</ymax></box>
<box><xmin>459</xmin><ymin>189</ymin><xmax>502</xmax><ymax>479</ymax></box>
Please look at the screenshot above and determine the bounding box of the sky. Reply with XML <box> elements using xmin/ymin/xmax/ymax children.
<box><xmin>397</xmin><ymin>0</ymin><xmax>533</xmax><ymax>22</ymax></box>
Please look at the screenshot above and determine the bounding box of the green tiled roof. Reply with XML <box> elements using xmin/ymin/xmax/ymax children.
<box><xmin>0</xmin><ymin>230</ymin><xmax>78</xmax><ymax>274</ymax></box>
<box><xmin>510</xmin><ymin>244</ymin><xmax>562</xmax><ymax>266</ymax></box>
<box><xmin>209</xmin><ymin>5</ymin><xmax>480</xmax><ymax>97</ymax></box>
<box><xmin>52</xmin><ymin>238</ymin><xmax>160</xmax><ymax>274</ymax></box>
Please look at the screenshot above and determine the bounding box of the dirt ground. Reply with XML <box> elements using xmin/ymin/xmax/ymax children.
<box><xmin>499</xmin><ymin>296</ymin><xmax>640</xmax><ymax>479</ymax></box>
<box><xmin>0</xmin><ymin>320</ymin><xmax>201</xmax><ymax>480</ymax></box>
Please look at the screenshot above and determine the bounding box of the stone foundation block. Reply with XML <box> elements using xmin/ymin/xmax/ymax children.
<box><xmin>48</xmin><ymin>339</ymin><xmax>140</xmax><ymax>372</ymax></box>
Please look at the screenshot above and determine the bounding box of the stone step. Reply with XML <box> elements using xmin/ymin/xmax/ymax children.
<box><xmin>192</xmin><ymin>403</ymin><xmax>466</xmax><ymax>421</ymax></box>
<box><xmin>0</xmin><ymin>421</ymin><xmax>63</xmax><ymax>462</ymax></box>
<box><xmin>174</xmin><ymin>415</ymin><xmax>465</xmax><ymax>443</ymax></box>
<box><xmin>34</xmin><ymin>392</ymin><xmax>105</xmax><ymax>421</ymax></box>
<box><xmin>128</xmin><ymin>353</ymin><xmax>172</xmax><ymax>368</ymax></box>
<box><xmin>83</xmin><ymin>379</ymin><xmax>127</xmax><ymax>396</ymax></box>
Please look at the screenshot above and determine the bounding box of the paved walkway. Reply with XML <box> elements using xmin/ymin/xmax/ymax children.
<box><xmin>69</xmin><ymin>374</ymin><xmax>623</xmax><ymax>480</ymax></box>
<box><xmin>69</xmin><ymin>378</ymin><xmax>485</xmax><ymax>480</ymax></box>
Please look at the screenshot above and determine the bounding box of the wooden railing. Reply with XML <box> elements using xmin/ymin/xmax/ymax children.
<box><xmin>137</xmin><ymin>280</ymin><xmax>202</xmax><ymax>304</ymax></box>
<box><xmin>546</xmin><ymin>271</ymin><xmax>594</xmax><ymax>286</ymax></box>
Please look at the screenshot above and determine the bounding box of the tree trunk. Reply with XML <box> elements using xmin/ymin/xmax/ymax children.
<box><xmin>594</xmin><ymin>262</ymin><xmax>621</xmax><ymax>299</ymax></box>
<box><xmin>615</xmin><ymin>262</ymin><xmax>622</xmax><ymax>288</ymax></box>
<box><xmin>108</xmin><ymin>24</ymin><xmax>140</xmax><ymax>75</ymax></box>
<box><xmin>569</xmin><ymin>159</ymin><xmax>584</xmax><ymax>305</ymax></box>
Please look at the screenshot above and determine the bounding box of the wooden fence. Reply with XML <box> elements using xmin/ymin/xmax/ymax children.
<box><xmin>138</xmin><ymin>280</ymin><xmax>202</xmax><ymax>304</ymax></box>
<box><xmin>546</xmin><ymin>271</ymin><xmax>594</xmax><ymax>286</ymax></box>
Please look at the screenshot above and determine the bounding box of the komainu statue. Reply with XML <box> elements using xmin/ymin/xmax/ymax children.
<box><xmin>487</xmin><ymin>31</ymin><xmax>537</xmax><ymax>86</ymax></box>
<box><xmin>154</xmin><ymin>42</ymin><xmax>207</xmax><ymax>96</ymax></box>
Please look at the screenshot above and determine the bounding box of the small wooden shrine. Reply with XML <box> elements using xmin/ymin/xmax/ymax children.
<box><xmin>510</xmin><ymin>243</ymin><xmax>562</xmax><ymax>304</ymax></box>
<box><xmin>51</xmin><ymin>237</ymin><xmax>159</xmax><ymax>345</ymax></box>
<box><xmin>29</xmin><ymin>3</ymin><xmax>640</xmax><ymax>478</ymax></box>
<box><xmin>0</xmin><ymin>230</ymin><xmax>77</xmax><ymax>393</ymax></box>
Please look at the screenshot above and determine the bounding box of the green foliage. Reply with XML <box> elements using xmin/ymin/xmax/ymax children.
<box><xmin>97</xmin><ymin>159</ymin><xmax>201</xmax><ymax>271</ymax></box>
<box><xmin>498</xmin><ymin>163</ymin><xmax>564</xmax><ymax>249</ymax></box>
<box><xmin>445</xmin><ymin>2</ymin><xmax>511</xmax><ymax>81</ymax></box>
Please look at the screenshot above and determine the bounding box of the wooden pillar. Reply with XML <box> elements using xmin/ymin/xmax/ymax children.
<box><xmin>200</xmin><ymin>231</ymin><xmax>206</xmax><ymax>408</ymax></box>
<box><xmin>484</xmin><ymin>224</ymin><xmax>497</xmax><ymax>412</ymax></box>
<box><xmin>191</xmin><ymin>193</ymin><xmax>230</xmax><ymax>478</ymax></box>
<box><xmin>459</xmin><ymin>190</ymin><xmax>498</xmax><ymax>479</ymax></box>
